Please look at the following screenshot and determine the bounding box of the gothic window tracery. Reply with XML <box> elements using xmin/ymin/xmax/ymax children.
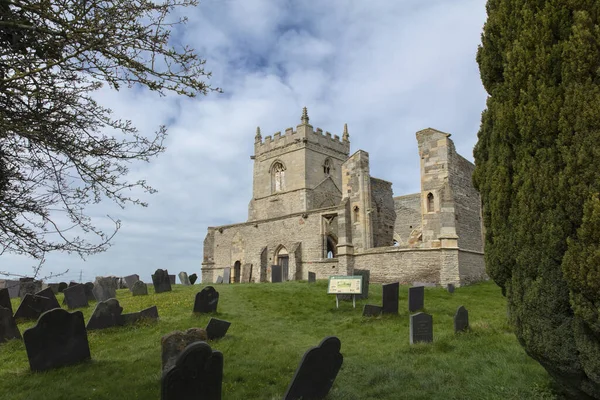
<box><xmin>323</xmin><ymin>158</ymin><xmax>331</xmax><ymax>175</ymax></box>
<box><xmin>427</xmin><ymin>192</ymin><xmax>434</xmax><ymax>213</ymax></box>
<box><xmin>271</xmin><ymin>161</ymin><xmax>286</xmax><ymax>193</ymax></box>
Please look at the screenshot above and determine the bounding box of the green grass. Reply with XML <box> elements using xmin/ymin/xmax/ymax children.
<box><xmin>0</xmin><ymin>281</ymin><xmax>556</xmax><ymax>399</ymax></box>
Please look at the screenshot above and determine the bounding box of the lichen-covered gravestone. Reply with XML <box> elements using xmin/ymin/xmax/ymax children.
<box><xmin>215</xmin><ymin>276</ymin><xmax>223</xmax><ymax>284</ymax></box>
<box><xmin>222</xmin><ymin>268</ymin><xmax>231</xmax><ymax>284</ymax></box>
<box><xmin>241</xmin><ymin>264</ymin><xmax>252</xmax><ymax>283</ymax></box>
<box><xmin>0</xmin><ymin>306</ymin><xmax>21</xmax><ymax>342</ymax></box>
<box><xmin>123</xmin><ymin>274</ymin><xmax>140</xmax><ymax>290</ymax></box>
<box><xmin>84</xmin><ymin>282</ymin><xmax>95</xmax><ymax>302</ymax></box>
<box><xmin>161</xmin><ymin>328</ymin><xmax>209</xmax><ymax>372</ymax></box>
<box><xmin>63</xmin><ymin>284</ymin><xmax>89</xmax><ymax>309</ymax></box>
<box><xmin>23</xmin><ymin>308</ymin><xmax>91</xmax><ymax>372</ymax></box>
<box><xmin>189</xmin><ymin>274</ymin><xmax>198</xmax><ymax>285</ymax></box>
<box><xmin>284</xmin><ymin>336</ymin><xmax>343</xmax><ymax>400</ymax></box>
<box><xmin>410</xmin><ymin>312</ymin><xmax>433</xmax><ymax>344</ymax></box>
<box><xmin>152</xmin><ymin>269</ymin><xmax>172</xmax><ymax>293</ymax></box>
<box><xmin>131</xmin><ymin>281</ymin><xmax>148</xmax><ymax>296</ymax></box>
<box><xmin>408</xmin><ymin>285</ymin><xmax>425</xmax><ymax>312</ymax></box>
<box><xmin>18</xmin><ymin>278</ymin><xmax>42</xmax><ymax>300</ymax></box>
<box><xmin>92</xmin><ymin>277</ymin><xmax>117</xmax><ymax>302</ymax></box>
<box><xmin>308</xmin><ymin>272</ymin><xmax>316</xmax><ymax>283</ymax></box>
<box><xmin>206</xmin><ymin>318</ymin><xmax>231</xmax><ymax>340</ymax></box>
<box><xmin>14</xmin><ymin>287</ymin><xmax>61</xmax><ymax>320</ymax></box>
<box><xmin>454</xmin><ymin>306</ymin><xmax>469</xmax><ymax>333</ymax></box>
<box><xmin>178</xmin><ymin>272</ymin><xmax>191</xmax><ymax>286</ymax></box>
<box><xmin>382</xmin><ymin>282</ymin><xmax>399</xmax><ymax>314</ymax></box>
<box><xmin>161</xmin><ymin>341</ymin><xmax>223</xmax><ymax>400</ymax></box>
<box><xmin>193</xmin><ymin>287</ymin><xmax>219</xmax><ymax>314</ymax></box>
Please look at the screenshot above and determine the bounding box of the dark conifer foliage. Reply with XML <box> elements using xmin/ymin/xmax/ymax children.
<box><xmin>475</xmin><ymin>1</ymin><xmax>600</xmax><ymax>398</ymax></box>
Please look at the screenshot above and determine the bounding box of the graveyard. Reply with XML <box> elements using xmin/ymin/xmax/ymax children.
<box><xmin>0</xmin><ymin>279</ymin><xmax>556</xmax><ymax>399</ymax></box>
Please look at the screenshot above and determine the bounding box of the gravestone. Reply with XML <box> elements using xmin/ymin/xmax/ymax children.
<box><xmin>408</xmin><ymin>286</ymin><xmax>425</xmax><ymax>312</ymax></box>
<box><xmin>161</xmin><ymin>341</ymin><xmax>223</xmax><ymax>400</ymax></box>
<box><xmin>169</xmin><ymin>275</ymin><xmax>176</xmax><ymax>285</ymax></box>
<box><xmin>63</xmin><ymin>284</ymin><xmax>89</xmax><ymax>309</ymax></box>
<box><xmin>206</xmin><ymin>318</ymin><xmax>231</xmax><ymax>340</ymax></box>
<box><xmin>131</xmin><ymin>281</ymin><xmax>148</xmax><ymax>296</ymax></box>
<box><xmin>215</xmin><ymin>276</ymin><xmax>223</xmax><ymax>284</ymax></box>
<box><xmin>447</xmin><ymin>283</ymin><xmax>455</xmax><ymax>294</ymax></box>
<box><xmin>222</xmin><ymin>268</ymin><xmax>231</xmax><ymax>284</ymax></box>
<box><xmin>308</xmin><ymin>272</ymin><xmax>316</xmax><ymax>283</ymax></box>
<box><xmin>84</xmin><ymin>282</ymin><xmax>95</xmax><ymax>302</ymax></box>
<box><xmin>382</xmin><ymin>282</ymin><xmax>399</xmax><ymax>314</ymax></box>
<box><xmin>362</xmin><ymin>304</ymin><xmax>382</xmax><ymax>317</ymax></box>
<box><xmin>68</xmin><ymin>281</ymin><xmax>79</xmax><ymax>287</ymax></box>
<box><xmin>0</xmin><ymin>279</ymin><xmax>20</xmax><ymax>299</ymax></box>
<box><xmin>47</xmin><ymin>283</ymin><xmax>60</xmax><ymax>295</ymax></box>
<box><xmin>178</xmin><ymin>272</ymin><xmax>191</xmax><ymax>286</ymax></box>
<box><xmin>152</xmin><ymin>269</ymin><xmax>172</xmax><ymax>293</ymax></box>
<box><xmin>121</xmin><ymin>305</ymin><xmax>159</xmax><ymax>325</ymax></box>
<box><xmin>271</xmin><ymin>265</ymin><xmax>282</xmax><ymax>283</ymax></box>
<box><xmin>354</xmin><ymin>269</ymin><xmax>370</xmax><ymax>300</ymax></box>
<box><xmin>161</xmin><ymin>328</ymin><xmax>209</xmax><ymax>372</ymax></box>
<box><xmin>194</xmin><ymin>287</ymin><xmax>219</xmax><ymax>313</ymax></box>
<box><xmin>410</xmin><ymin>312</ymin><xmax>433</xmax><ymax>344</ymax></box>
<box><xmin>241</xmin><ymin>264</ymin><xmax>252</xmax><ymax>283</ymax></box>
<box><xmin>454</xmin><ymin>306</ymin><xmax>469</xmax><ymax>333</ymax></box>
<box><xmin>284</xmin><ymin>336</ymin><xmax>343</xmax><ymax>400</ymax></box>
<box><xmin>14</xmin><ymin>287</ymin><xmax>61</xmax><ymax>320</ymax></box>
<box><xmin>189</xmin><ymin>274</ymin><xmax>198</xmax><ymax>285</ymax></box>
<box><xmin>58</xmin><ymin>282</ymin><xmax>68</xmax><ymax>293</ymax></box>
<box><xmin>123</xmin><ymin>274</ymin><xmax>140</xmax><ymax>290</ymax></box>
<box><xmin>0</xmin><ymin>306</ymin><xmax>21</xmax><ymax>342</ymax></box>
<box><xmin>412</xmin><ymin>282</ymin><xmax>436</xmax><ymax>287</ymax></box>
<box><xmin>23</xmin><ymin>308</ymin><xmax>91</xmax><ymax>372</ymax></box>
<box><xmin>19</xmin><ymin>278</ymin><xmax>42</xmax><ymax>299</ymax></box>
<box><xmin>92</xmin><ymin>276</ymin><xmax>117</xmax><ymax>302</ymax></box>
<box><xmin>0</xmin><ymin>288</ymin><xmax>13</xmax><ymax>314</ymax></box>
<box><xmin>86</xmin><ymin>298</ymin><xmax>123</xmax><ymax>330</ymax></box>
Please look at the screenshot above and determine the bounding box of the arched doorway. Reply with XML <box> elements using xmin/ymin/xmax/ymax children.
<box><xmin>275</xmin><ymin>246</ymin><xmax>289</xmax><ymax>281</ymax></box>
<box><xmin>233</xmin><ymin>260</ymin><xmax>241</xmax><ymax>283</ymax></box>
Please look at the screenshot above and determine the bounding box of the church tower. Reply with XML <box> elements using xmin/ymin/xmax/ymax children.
<box><xmin>248</xmin><ymin>108</ymin><xmax>351</xmax><ymax>221</ymax></box>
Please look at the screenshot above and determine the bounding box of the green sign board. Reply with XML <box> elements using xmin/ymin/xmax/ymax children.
<box><xmin>327</xmin><ymin>276</ymin><xmax>363</xmax><ymax>295</ymax></box>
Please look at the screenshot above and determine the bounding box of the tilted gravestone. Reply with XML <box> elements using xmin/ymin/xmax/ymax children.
<box><xmin>410</xmin><ymin>312</ymin><xmax>433</xmax><ymax>344</ymax></box>
<box><xmin>189</xmin><ymin>274</ymin><xmax>198</xmax><ymax>285</ymax></box>
<box><xmin>152</xmin><ymin>269</ymin><xmax>172</xmax><ymax>293</ymax></box>
<box><xmin>271</xmin><ymin>265</ymin><xmax>282</xmax><ymax>283</ymax></box>
<box><xmin>222</xmin><ymin>268</ymin><xmax>231</xmax><ymax>285</ymax></box>
<box><xmin>354</xmin><ymin>269</ymin><xmax>370</xmax><ymax>300</ymax></box>
<box><xmin>161</xmin><ymin>341</ymin><xmax>223</xmax><ymax>400</ymax></box>
<box><xmin>447</xmin><ymin>283</ymin><xmax>455</xmax><ymax>294</ymax></box>
<box><xmin>0</xmin><ymin>288</ymin><xmax>13</xmax><ymax>315</ymax></box>
<box><xmin>161</xmin><ymin>328</ymin><xmax>209</xmax><ymax>372</ymax></box>
<box><xmin>19</xmin><ymin>278</ymin><xmax>42</xmax><ymax>300</ymax></box>
<box><xmin>63</xmin><ymin>284</ymin><xmax>89</xmax><ymax>309</ymax></box>
<box><xmin>284</xmin><ymin>336</ymin><xmax>343</xmax><ymax>400</ymax></box>
<box><xmin>362</xmin><ymin>304</ymin><xmax>382</xmax><ymax>317</ymax></box>
<box><xmin>47</xmin><ymin>283</ymin><xmax>60</xmax><ymax>295</ymax></box>
<box><xmin>215</xmin><ymin>276</ymin><xmax>223</xmax><ymax>284</ymax></box>
<box><xmin>87</xmin><ymin>299</ymin><xmax>158</xmax><ymax>330</ymax></box>
<box><xmin>14</xmin><ymin>287</ymin><xmax>61</xmax><ymax>320</ymax></box>
<box><xmin>84</xmin><ymin>282</ymin><xmax>95</xmax><ymax>302</ymax></box>
<box><xmin>408</xmin><ymin>286</ymin><xmax>425</xmax><ymax>312</ymax></box>
<box><xmin>123</xmin><ymin>274</ymin><xmax>140</xmax><ymax>290</ymax></box>
<box><xmin>23</xmin><ymin>308</ymin><xmax>91</xmax><ymax>372</ymax></box>
<box><xmin>206</xmin><ymin>318</ymin><xmax>231</xmax><ymax>340</ymax></box>
<box><xmin>92</xmin><ymin>277</ymin><xmax>117</xmax><ymax>302</ymax></box>
<box><xmin>131</xmin><ymin>281</ymin><xmax>148</xmax><ymax>296</ymax></box>
<box><xmin>194</xmin><ymin>287</ymin><xmax>219</xmax><ymax>314</ymax></box>
<box><xmin>178</xmin><ymin>272</ymin><xmax>191</xmax><ymax>286</ymax></box>
<box><xmin>58</xmin><ymin>282</ymin><xmax>68</xmax><ymax>293</ymax></box>
<box><xmin>0</xmin><ymin>306</ymin><xmax>21</xmax><ymax>342</ymax></box>
<box><xmin>241</xmin><ymin>264</ymin><xmax>252</xmax><ymax>283</ymax></box>
<box><xmin>68</xmin><ymin>281</ymin><xmax>79</xmax><ymax>287</ymax></box>
<box><xmin>0</xmin><ymin>279</ymin><xmax>20</xmax><ymax>299</ymax></box>
<box><xmin>121</xmin><ymin>305</ymin><xmax>159</xmax><ymax>325</ymax></box>
<box><xmin>454</xmin><ymin>306</ymin><xmax>469</xmax><ymax>333</ymax></box>
<box><xmin>308</xmin><ymin>272</ymin><xmax>316</xmax><ymax>283</ymax></box>
<box><xmin>382</xmin><ymin>282</ymin><xmax>399</xmax><ymax>314</ymax></box>
<box><xmin>169</xmin><ymin>275</ymin><xmax>176</xmax><ymax>285</ymax></box>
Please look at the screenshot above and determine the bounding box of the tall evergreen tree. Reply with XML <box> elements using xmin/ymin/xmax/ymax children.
<box><xmin>475</xmin><ymin>1</ymin><xmax>600</xmax><ymax>398</ymax></box>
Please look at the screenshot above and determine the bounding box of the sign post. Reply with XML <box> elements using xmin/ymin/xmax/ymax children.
<box><xmin>327</xmin><ymin>276</ymin><xmax>363</xmax><ymax>309</ymax></box>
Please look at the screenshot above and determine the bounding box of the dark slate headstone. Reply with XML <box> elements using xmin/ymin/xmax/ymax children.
<box><xmin>161</xmin><ymin>341</ymin><xmax>223</xmax><ymax>400</ymax></box>
<box><xmin>152</xmin><ymin>269</ymin><xmax>172</xmax><ymax>293</ymax></box>
<box><xmin>47</xmin><ymin>283</ymin><xmax>60</xmax><ymax>295</ymax></box>
<box><xmin>23</xmin><ymin>308</ymin><xmax>91</xmax><ymax>372</ymax></box>
<box><xmin>194</xmin><ymin>287</ymin><xmax>219</xmax><ymax>314</ymax></box>
<box><xmin>408</xmin><ymin>286</ymin><xmax>425</xmax><ymax>312</ymax></box>
<box><xmin>454</xmin><ymin>305</ymin><xmax>469</xmax><ymax>333</ymax></box>
<box><xmin>86</xmin><ymin>298</ymin><xmax>123</xmax><ymax>330</ymax></box>
<box><xmin>92</xmin><ymin>276</ymin><xmax>117</xmax><ymax>302</ymax></box>
<box><xmin>131</xmin><ymin>281</ymin><xmax>148</xmax><ymax>296</ymax></box>
<box><xmin>382</xmin><ymin>282</ymin><xmax>399</xmax><ymax>314</ymax></box>
<box><xmin>447</xmin><ymin>283</ymin><xmax>455</xmax><ymax>293</ymax></box>
<box><xmin>410</xmin><ymin>312</ymin><xmax>433</xmax><ymax>344</ymax></box>
<box><xmin>63</xmin><ymin>284</ymin><xmax>89</xmax><ymax>309</ymax></box>
<box><xmin>123</xmin><ymin>274</ymin><xmax>140</xmax><ymax>290</ymax></box>
<box><xmin>362</xmin><ymin>304</ymin><xmax>382</xmax><ymax>317</ymax></box>
<box><xmin>308</xmin><ymin>272</ymin><xmax>316</xmax><ymax>283</ymax></box>
<box><xmin>215</xmin><ymin>276</ymin><xmax>223</xmax><ymax>284</ymax></box>
<box><xmin>189</xmin><ymin>274</ymin><xmax>198</xmax><ymax>285</ymax></box>
<box><xmin>84</xmin><ymin>282</ymin><xmax>95</xmax><ymax>302</ymax></box>
<box><xmin>169</xmin><ymin>275</ymin><xmax>176</xmax><ymax>285</ymax></box>
<box><xmin>0</xmin><ymin>306</ymin><xmax>21</xmax><ymax>342</ymax></box>
<box><xmin>178</xmin><ymin>272</ymin><xmax>190</xmax><ymax>286</ymax></box>
<box><xmin>68</xmin><ymin>281</ymin><xmax>79</xmax><ymax>287</ymax></box>
<box><xmin>271</xmin><ymin>265</ymin><xmax>282</xmax><ymax>283</ymax></box>
<box><xmin>222</xmin><ymin>268</ymin><xmax>231</xmax><ymax>284</ymax></box>
<box><xmin>206</xmin><ymin>318</ymin><xmax>231</xmax><ymax>340</ymax></box>
<box><xmin>58</xmin><ymin>282</ymin><xmax>68</xmax><ymax>293</ymax></box>
<box><xmin>121</xmin><ymin>305</ymin><xmax>159</xmax><ymax>325</ymax></box>
<box><xmin>19</xmin><ymin>278</ymin><xmax>42</xmax><ymax>300</ymax></box>
<box><xmin>0</xmin><ymin>288</ymin><xmax>13</xmax><ymax>315</ymax></box>
<box><xmin>14</xmin><ymin>288</ymin><xmax>61</xmax><ymax>320</ymax></box>
<box><xmin>354</xmin><ymin>269</ymin><xmax>370</xmax><ymax>300</ymax></box>
<box><xmin>284</xmin><ymin>336</ymin><xmax>343</xmax><ymax>400</ymax></box>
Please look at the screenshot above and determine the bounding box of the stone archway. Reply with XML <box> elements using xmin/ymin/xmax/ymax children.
<box><xmin>275</xmin><ymin>246</ymin><xmax>289</xmax><ymax>281</ymax></box>
<box><xmin>233</xmin><ymin>260</ymin><xmax>241</xmax><ymax>283</ymax></box>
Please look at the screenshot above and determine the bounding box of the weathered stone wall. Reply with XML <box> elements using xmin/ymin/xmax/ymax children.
<box><xmin>458</xmin><ymin>250</ymin><xmax>487</xmax><ymax>284</ymax></box>
<box><xmin>393</xmin><ymin>193</ymin><xmax>421</xmax><ymax>246</ymax></box>
<box><xmin>308</xmin><ymin>177</ymin><xmax>342</xmax><ymax>209</ymax></box>
<box><xmin>351</xmin><ymin>247</ymin><xmax>443</xmax><ymax>283</ymax></box>
<box><xmin>342</xmin><ymin>150</ymin><xmax>373</xmax><ymax>252</ymax></box>
<box><xmin>370</xmin><ymin>177</ymin><xmax>395</xmax><ymax>247</ymax></box>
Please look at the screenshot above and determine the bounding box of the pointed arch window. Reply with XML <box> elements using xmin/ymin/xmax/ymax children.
<box><xmin>427</xmin><ymin>192</ymin><xmax>435</xmax><ymax>213</ymax></box>
<box><xmin>271</xmin><ymin>161</ymin><xmax>286</xmax><ymax>193</ymax></box>
<box><xmin>323</xmin><ymin>158</ymin><xmax>331</xmax><ymax>175</ymax></box>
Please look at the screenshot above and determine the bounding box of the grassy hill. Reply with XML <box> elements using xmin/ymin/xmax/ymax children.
<box><xmin>0</xmin><ymin>280</ymin><xmax>556</xmax><ymax>399</ymax></box>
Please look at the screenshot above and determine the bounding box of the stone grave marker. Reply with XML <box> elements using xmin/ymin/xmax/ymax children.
<box><xmin>68</xmin><ymin>281</ymin><xmax>78</xmax><ymax>287</ymax></box>
<box><xmin>0</xmin><ymin>306</ymin><xmax>21</xmax><ymax>342</ymax></box>
<box><xmin>454</xmin><ymin>305</ymin><xmax>469</xmax><ymax>333</ymax></box>
<box><xmin>92</xmin><ymin>276</ymin><xmax>117</xmax><ymax>302</ymax></box>
<box><xmin>408</xmin><ymin>286</ymin><xmax>425</xmax><ymax>312</ymax></box>
<box><xmin>194</xmin><ymin>286</ymin><xmax>219</xmax><ymax>314</ymax></box>
<box><xmin>121</xmin><ymin>305</ymin><xmax>159</xmax><ymax>325</ymax></box>
<box><xmin>354</xmin><ymin>269</ymin><xmax>370</xmax><ymax>300</ymax></box>
<box><xmin>169</xmin><ymin>275</ymin><xmax>176</xmax><ymax>285</ymax></box>
<box><xmin>206</xmin><ymin>318</ymin><xmax>231</xmax><ymax>340</ymax></box>
<box><xmin>161</xmin><ymin>328</ymin><xmax>209</xmax><ymax>372</ymax></box>
<box><xmin>131</xmin><ymin>281</ymin><xmax>148</xmax><ymax>296</ymax></box>
<box><xmin>215</xmin><ymin>276</ymin><xmax>223</xmax><ymax>284</ymax></box>
<box><xmin>189</xmin><ymin>274</ymin><xmax>198</xmax><ymax>285</ymax></box>
<box><xmin>0</xmin><ymin>288</ymin><xmax>13</xmax><ymax>315</ymax></box>
<box><xmin>123</xmin><ymin>274</ymin><xmax>140</xmax><ymax>290</ymax></box>
<box><xmin>152</xmin><ymin>269</ymin><xmax>172</xmax><ymax>293</ymax></box>
<box><xmin>14</xmin><ymin>287</ymin><xmax>61</xmax><ymax>320</ymax></box>
<box><xmin>19</xmin><ymin>278</ymin><xmax>42</xmax><ymax>299</ymax></box>
<box><xmin>1</xmin><ymin>279</ymin><xmax>20</xmax><ymax>299</ymax></box>
<box><xmin>58</xmin><ymin>282</ymin><xmax>68</xmax><ymax>293</ymax></box>
<box><xmin>222</xmin><ymin>268</ymin><xmax>231</xmax><ymax>284</ymax></box>
<box><xmin>308</xmin><ymin>272</ymin><xmax>316</xmax><ymax>283</ymax></box>
<box><xmin>241</xmin><ymin>263</ymin><xmax>252</xmax><ymax>283</ymax></box>
<box><xmin>362</xmin><ymin>304</ymin><xmax>382</xmax><ymax>317</ymax></box>
<box><xmin>47</xmin><ymin>283</ymin><xmax>60</xmax><ymax>295</ymax></box>
<box><xmin>271</xmin><ymin>265</ymin><xmax>282</xmax><ymax>283</ymax></box>
<box><xmin>382</xmin><ymin>282</ymin><xmax>399</xmax><ymax>314</ymax></box>
<box><xmin>161</xmin><ymin>341</ymin><xmax>223</xmax><ymax>400</ymax></box>
<box><xmin>23</xmin><ymin>308</ymin><xmax>91</xmax><ymax>372</ymax></box>
<box><xmin>410</xmin><ymin>312</ymin><xmax>433</xmax><ymax>344</ymax></box>
<box><xmin>63</xmin><ymin>284</ymin><xmax>89</xmax><ymax>309</ymax></box>
<box><xmin>178</xmin><ymin>272</ymin><xmax>191</xmax><ymax>286</ymax></box>
<box><xmin>447</xmin><ymin>283</ymin><xmax>455</xmax><ymax>294</ymax></box>
<box><xmin>84</xmin><ymin>282</ymin><xmax>95</xmax><ymax>302</ymax></box>
<box><xmin>86</xmin><ymin>298</ymin><xmax>123</xmax><ymax>330</ymax></box>
<box><xmin>412</xmin><ymin>282</ymin><xmax>436</xmax><ymax>287</ymax></box>
<box><xmin>284</xmin><ymin>336</ymin><xmax>343</xmax><ymax>400</ymax></box>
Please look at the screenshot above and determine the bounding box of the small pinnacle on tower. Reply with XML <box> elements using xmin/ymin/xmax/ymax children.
<box><xmin>255</xmin><ymin>126</ymin><xmax>262</xmax><ymax>142</ymax></box>
<box><xmin>301</xmin><ymin>107</ymin><xmax>309</xmax><ymax>124</ymax></box>
<box><xmin>342</xmin><ymin>123</ymin><xmax>349</xmax><ymax>141</ymax></box>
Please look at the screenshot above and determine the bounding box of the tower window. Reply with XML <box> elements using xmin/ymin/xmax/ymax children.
<box><xmin>271</xmin><ymin>161</ymin><xmax>286</xmax><ymax>193</ymax></box>
<box><xmin>427</xmin><ymin>192</ymin><xmax>434</xmax><ymax>212</ymax></box>
<box><xmin>323</xmin><ymin>158</ymin><xmax>331</xmax><ymax>175</ymax></box>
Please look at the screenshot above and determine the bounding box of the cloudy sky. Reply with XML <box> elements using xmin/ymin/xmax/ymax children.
<box><xmin>3</xmin><ymin>0</ymin><xmax>488</xmax><ymax>284</ymax></box>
